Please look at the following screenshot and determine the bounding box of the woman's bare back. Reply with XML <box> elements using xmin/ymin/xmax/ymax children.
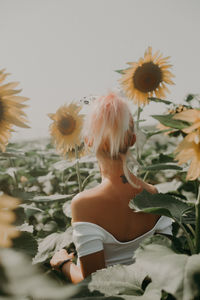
<box><xmin>72</xmin><ymin>175</ymin><xmax>160</xmax><ymax>243</ymax></box>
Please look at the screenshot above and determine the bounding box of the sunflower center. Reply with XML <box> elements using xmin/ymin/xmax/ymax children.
<box><xmin>0</xmin><ymin>99</ymin><xmax>4</xmax><ymax>122</ymax></box>
<box><xmin>133</xmin><ymin>62</ymin><xmax>162</xmax><ymax>93</ymax></box>
<box><xmin>58</xmin><ymin>115</ymin><xmax>76</xmax><ymax>135</ymax></box>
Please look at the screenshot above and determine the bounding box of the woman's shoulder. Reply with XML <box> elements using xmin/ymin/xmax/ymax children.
<box><xmin>71</xmin><ymin>189</ymin><xmax>102</xmax><ymax>223</ymax></box>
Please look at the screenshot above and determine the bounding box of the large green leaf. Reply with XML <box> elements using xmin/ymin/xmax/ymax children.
<box><xmin>135</xmin><ymin>235</ymin><xmax>200</xmax><ymax>300</ymax></box>
<box><xmin>129</xmin><ymin>190</ymin><xmax>195</xmax><ymax>223</ymax></box>
<box><xmin>72</xmin><ymin>277</ymin><xmax>123</xmax><ymax>299</ymax></box>
<box><xmin>0</xmin><ymin>249</ymin><xmax>78</xmax><ymax>299</ymax></box>
<box><xmin>152</xmin><ymin>114</ymin><xmax>190</xmax><ymax>129</ymax></box>
<box><xmin>33</xmin><ymin>226</ymin><xmax>73</xmax><ymax>264</ymax></box>
<box><xmin>89</xmin><ymin>264</ymin><xmax>144</xmax><ymax>297</ymax></box>
<box><xmin>88</xmin><ymin>263</ymin><xmax>161</xmax><ymax>300</ymax></box>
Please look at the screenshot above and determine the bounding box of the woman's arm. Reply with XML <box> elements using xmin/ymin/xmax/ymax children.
<box><xmin>50</xmin><ymin>248</ymin><xmax>106</xmax><ymax>284</ymax></box>
<box><xmin>51</xmin><ymin>193</ymin><xmax>106</xmax><ymax>283</ymax></box>
<box><xmin>50</xmin><ymin>249</ymin><xmax>84</xmax><ymax>284</ymax></box>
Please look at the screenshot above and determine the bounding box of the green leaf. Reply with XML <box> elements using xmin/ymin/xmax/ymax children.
<box><xmin>12</xmin><ymin>231</ymin><xmax>38</xmax><ymax>257</ymax></box>
<box><xmin>145</xmin><ymin>129</ymin><xmax>173</xmax><ymax>139</ymax></box>
<box><xmin>0</xmin><ymin>150</ymin><xmax>25</xmax><ymax>159</ymax></box>
<box><xmin>63</xmin><ymin>200</ymin><xmax>72</xmax><ymax>218</ymax></box>
<box><xmin>31</xmin><ymin>193</ymin><xmax>74</xmax><ymax>202</ymax></box>
<box><xmin>52</xmin><ymin>160</ymin><xmax>77</xmax><ymax>171</ymax></box>
<box><xmin>148</xmin><ymin>97</ymin><xmax>172</xmax><ymax>105</ymax></box>
<box><xmin>0</xmin><ymin>249</ymin><xmax>78</xmax><ymax>299</ymax></box>
<box><xmin>129</xmin><ymin>190</ymin><xmax>195</xmax><ymax>223</ymax></box>
<box><xmin>89</xmin><ymin>264</ymin><xmax>144</xmax><ymax>297</ymax></box>
<box><xmin>115</xmin><ymin>69</ymin><xmax>125</xmax><ymax>74</ymax></box>
<box><xmin>88</xmin><ymin>263</ymin><xmax>161</xmax><ymax>300</ymax></box>
<box><xmin>135</xmin><ymin>235</ymin><xmax>200</xmax><ymax>300</ymax></box>
<box><xmin>185</xmin><ymin>94</ymin><xmax>195</xmax><ymax>102</ymax></box>
<box><xmin>17</xmin><ymin>222</ymin><xmax>34</xmax><ymax>233</ymax></box>
<box><xmin>152</xmin><ymin>153</ymin><xmax>175</xmax><ymax>164</ymax></box>
<box><xmin>33</xmin><ymin>226</ymin><xmax>73</xmax><ymax>264</ymax></box>
<box><xmin>73</xmin><ymin>277</ymin><xmax>123</xmax><ymax>299</ymax></box>
<box><xmin>152</xmin><ymin>114</ymin><xmax>190</xmax><ymax>129</ymax></box>
<box><xmin>141</xmin><ymin>163</ymin><xmax>182</xmax><ymax>171</ymax></box>
<box><xmin>19</xmin><ymin>203</ymin><xmax>43</xmax><ymax>219</ymax></box>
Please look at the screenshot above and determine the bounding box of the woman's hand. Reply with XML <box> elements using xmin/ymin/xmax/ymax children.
<box><xmin>50</xmin><ymin>249</ymin><xmax>74</xmax><ymax>271</ymax></box>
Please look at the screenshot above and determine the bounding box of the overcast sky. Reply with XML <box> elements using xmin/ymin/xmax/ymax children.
<box><xmin>0</xmin><ymin>0</ymin><xmax>200</xmax><ymax>141</ymax></box>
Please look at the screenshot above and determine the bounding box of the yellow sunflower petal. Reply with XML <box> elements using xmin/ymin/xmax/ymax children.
<box><xmin>0</xmin><ymin>82</ymin><xmax>20</xmax><ymax>91</ymax></box>
<box><xmin>0</xmin><ymin>193</ymin><xmax>20</xmax><ymax>248</ymax></box>
<box><xmin>48</xmin><ymin>102</ymin><xmax>84</xmax><ymax>157</ymax></box>
<box><xmin>0</xmin><ymin>70</ymin><xmax>29</xmax><ymax>151</ymax></box>
<box><xmin>183</xmin><ymin>122</ymin><xmax>200</xmax><ymax>134</ymax></box>
<box><xmin>174</xmin><ymin>135</ymin><xmax>200</xmax><ymax>181</ymax></box>
<box><xmin>120</xmin><ymin>47</ymin><xmax>174</xmax><ymax>106</ymax></box>
<box><xmin>0</xmin><ymin>210</ymin><xmax>16</xmax><ymax>224</ymax></box>
<box><xmin>173</xmin><ymin>109</ymin><xmax>200</xmax><ymax>123</ymax></box>
<box><xmin>0</xmin><ymin>193</ymin><xmax>20</xmax><ymax>209</ymax></box>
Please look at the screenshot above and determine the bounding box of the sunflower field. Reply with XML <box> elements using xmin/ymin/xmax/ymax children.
<box><xmin>1</xmin><ymin>48</ymin><xmax>200</xmax><ymax>300</ymax></box>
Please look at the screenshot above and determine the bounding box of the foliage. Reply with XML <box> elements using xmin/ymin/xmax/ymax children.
<box><xmin>88</xmin><ymin>235</ymin><xmax>200</xmax><ymax>300</ymax></box>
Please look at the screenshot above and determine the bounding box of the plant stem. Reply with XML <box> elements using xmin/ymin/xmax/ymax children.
<box><xmin>143</xmin><ymin>171</ymin><xmax>149</xmax><ymax>181</ymax></box>
<box><xmin>75</xmin><ymin>144</ymin><xmax>82</xmax><ymax>193</ymax></box>
<box><xmin>186</xmin><ymin>224</ymin><xmax>195</xmax><ymax>238</ymax></box>
<box><xmin>178</xmin><ymin>221</ymin><xmax>195</xmax><ymax>255</ymax></box>
<box><xmin>195</xmin><ymin>182</ymin><xmax>200</xmax><ymax>253</ymax></box>
<box><xmin>136</xmin><ymin>107</ymin><xmax>141</xmax><ymax>161</ymax></box>
<box><xmin>9</xmin><ymin>158</ymin><xmax>18</xmax><ymax>188</ymax></box>
<box><xmin>61</xmin><ymin>170</ymin><xmax>65</xmax><ymax>194</ymax></box>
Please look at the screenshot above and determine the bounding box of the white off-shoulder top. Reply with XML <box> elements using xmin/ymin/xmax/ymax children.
<box><xmin>72</xmin><ymin>216</ymin><xmax>172</xmax><ymax>267</ymax></box>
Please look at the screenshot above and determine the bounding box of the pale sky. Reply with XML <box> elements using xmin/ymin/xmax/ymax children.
<box><xmin>0</xmin><ymin>0</ymin><xmax>200</xmax><ymax>141</ymax></box>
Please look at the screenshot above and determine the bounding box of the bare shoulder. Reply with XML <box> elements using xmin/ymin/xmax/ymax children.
<box><xmin>71</xmin><ymin>189</ymin><xmax>99</xmax><ymax>223</ymax></box>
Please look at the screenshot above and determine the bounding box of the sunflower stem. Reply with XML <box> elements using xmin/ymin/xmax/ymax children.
<box><xmin>143</xmin><ymin>171</ymin><xmax>149</xmax><ymax>181</ymax></box>
<box><xmin>195</xmin><ymin>182</ymin><xmax>200</xmax><ymax>253</ymax></box>
<box><xmin>9</xmin><ymin>158</ymin><xmax>18</xmax><ymax>188</ymax></box>
<box><xmin>75</xmin><ymin>144</ymin><xmax>82</xmax><ymax>193</ymax></box>
<box><xmin>186</xmin><ymin>224</ymin><xmax>195</xmax><ymax>238</ymax></box>
<box><xmin>136</xmin><ymin>107</ymin><xmax>141</xmax><ymax>161</ymax></box>
<box><xmin>177</xmin><ymin>221</ymin><xmax>195</xmax><ymax>255</ymax></box>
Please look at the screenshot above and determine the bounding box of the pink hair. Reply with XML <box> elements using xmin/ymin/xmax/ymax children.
<box><xmin>83</xmin><ymin>92</ymin><xmax>133</xmax><ymax>157</ymax></box>
<box><xmin>83</xmin><ymin>92</ymin><xmax>140</xmax><ymax>188</ymax></box>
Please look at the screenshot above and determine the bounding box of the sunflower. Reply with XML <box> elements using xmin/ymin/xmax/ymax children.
<box><xmin>120</xmin><ymin>47</ymin><xmax>175</xmax><ymax>106</ymax></box>
<box><xmin>173</xmin><ymin>109</ymin><xmax>200</xmax><ymax>136</ymax></box>
<box><xmin>48</xmin><ymin>103</ymin><xmax>84</xmax><ymax>157</ymax></box>
<box><xmin>173</xmin><ymin>109</ymin><xmax>200</xmax><ymax>180</ymax></box>
<box><xmin>174</xmin><ymin>132</ymin><xmax>200</xmax><ymax>181</ymax></box>
<box><xmin>0</xmin><ymin>69</ymin><xmax>29</xmax><ymax>152</ymax></box>
<box><xmin>0</xmin><ymin>193</ymin><xmax>20</xmax><ymax>247</ymax></box>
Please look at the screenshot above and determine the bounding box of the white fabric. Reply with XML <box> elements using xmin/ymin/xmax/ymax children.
<box><xmin>72</xmin><ymin>216</ymin><xmax>172</xmax><ymax>267</ymax></box>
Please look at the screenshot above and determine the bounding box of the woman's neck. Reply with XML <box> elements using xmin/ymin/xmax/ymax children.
<box><xmin>97</xmin><ymin>155</ymin><xmax>128</xmax><ymax>184</ymax></box>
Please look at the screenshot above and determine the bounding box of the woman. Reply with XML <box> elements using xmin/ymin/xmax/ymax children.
<box><xmin>50</xmin><ymin>92</ymin><xmax>172</xmax><ymax>283</ymax></box>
